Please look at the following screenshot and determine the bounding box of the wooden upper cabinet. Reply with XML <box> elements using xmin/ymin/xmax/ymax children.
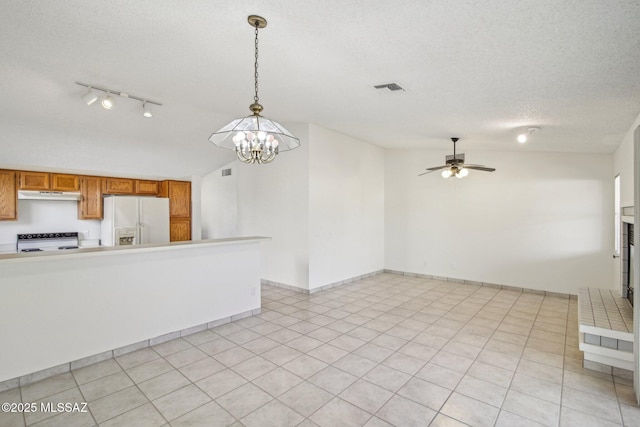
<box><xmin>51</xmin><ymin>174</ymin><xmax>80</xmax><ymax>191</ymax></box>
<box><xmin>135</xmin><ymin>180</ymin><xmax>159</xmax><ymax>196</ymax></box>
<box><xmin>159</xmin><ymin>180</ymin><xmax>191</xmax><ymax>241</ymax></box>
<box><xmin>0</xmin><ymin>170</ymin><xmax>18</xmax><ymax>220</ymax></box>
<box><xmin>168</xmin><ymin>181</ymin><xmax>191</xmax><ymax>218</ymax></box>
<box><xmin>78</xmin><ymin>176</ymin><xmax>103</xmax><ymax>220</ymax></box>
<box><xmin>103</xmin><ymin>177</ymin><xmax>135</xmax><ymax>194</ymax></box>
<box><xmin>19</xmin><ymin>171</ymin><xmax>50</xmax><ymax>190</ymax></box>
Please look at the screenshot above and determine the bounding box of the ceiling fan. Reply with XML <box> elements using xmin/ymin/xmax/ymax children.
<box><xmin>419</xmin><ymin>137</ymin><xmax>496</xmax><ymax>179</ymax></box>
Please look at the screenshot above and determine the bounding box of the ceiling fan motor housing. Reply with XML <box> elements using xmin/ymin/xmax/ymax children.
<box><xmin>445</xmin><ymin>153</ymin><xmax>465</xmax><ymax>165</ymax></box>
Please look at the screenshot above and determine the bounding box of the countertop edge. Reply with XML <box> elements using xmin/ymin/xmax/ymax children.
<box><xmin>0</xmin><ymin>236</ymin><xmax>271</xmax><ymax>263</ymax></box>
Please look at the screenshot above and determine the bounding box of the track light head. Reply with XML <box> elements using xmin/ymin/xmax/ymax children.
<box><xmin>101</xmin><ymin>93</ymin><xmax>114</xmax><ymax>110</ymax></box>
<box><xmin>81</xmin><ymin>88</ymin><xmax>98</xmax><ymax>106</ymax></box>
<box><xmin>142</xmin><ymin>101</ymin><xmax>152</xmax><ymax>118</ymax></box>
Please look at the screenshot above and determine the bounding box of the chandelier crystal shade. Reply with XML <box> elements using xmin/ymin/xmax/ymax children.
<box><xmin>209</xmin><ymin>15</ymin><xmax>300</xmax><ymax>164</ymax></box>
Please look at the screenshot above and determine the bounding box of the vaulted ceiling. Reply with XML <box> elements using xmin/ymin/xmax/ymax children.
<box><xmin>1</xmin><ymin>1</ymin><xmax>639</xmax><ymax>178</ymax></box>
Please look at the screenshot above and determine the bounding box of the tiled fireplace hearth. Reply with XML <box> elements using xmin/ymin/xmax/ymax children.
<box><xmin>578</xmin><ymin>288</ymin><xmax>634</xmax><ymax>375</ymax></box>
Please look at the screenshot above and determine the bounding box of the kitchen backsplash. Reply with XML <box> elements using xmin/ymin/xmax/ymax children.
<box><xmin>0</xmin><ymin>200</ymin><xmax>101</xmax><ymax>246</ymax></box>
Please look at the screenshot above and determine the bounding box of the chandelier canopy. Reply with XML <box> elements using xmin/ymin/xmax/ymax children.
<box><xmin>209</xmin><ymin>15</ymin><xmax>300</xmax><ymax>164</ymax></box>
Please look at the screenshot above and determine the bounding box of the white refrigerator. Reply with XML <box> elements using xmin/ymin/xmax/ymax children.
<box><xmin>101</xmin><ymin>196</ymin><xmax>170</xmax><ymax>246</ymax></box>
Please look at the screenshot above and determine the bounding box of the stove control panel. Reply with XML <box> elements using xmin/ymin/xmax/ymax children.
<box><xmin>17</xmin><ymin>232</ymin><xmax>79</xmax><ymax>240</ymax></box>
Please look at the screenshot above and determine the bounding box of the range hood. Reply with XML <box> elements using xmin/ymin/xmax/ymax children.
<box><xmin>18</xmin><ymin>190</ymin><xmax>82</xmax><ymax>201</ymax></box>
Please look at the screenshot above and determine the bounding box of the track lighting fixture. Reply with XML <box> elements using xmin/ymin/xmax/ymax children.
<box><xmin>101</xmin><ymin>92</ymin><xmax>114</xmax><ymax>110</ymax></box>
<box><xmin>81</xmin><ymin>88</ymin><xmax>98</xmax><ymax>105</ymax></box>
<box><xmin>142</xmin><ymin>102</ymin><xmax>152</xmax><ymax>118</ymax></box>
<box><xmin>76</xmin><ymin>82</ymin><xmax>161</xmax><ymax>117</ymax></box>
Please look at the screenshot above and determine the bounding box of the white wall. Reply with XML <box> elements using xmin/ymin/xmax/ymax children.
<box><xmin>201</xmin><ymin>161</ymin><xmax>238</xmax><ymax>239</ymax></box>
<box><xmin>633</xmin><ymin>125</ymin><xmax>640</xmax><ymax>404</ymax></box>
<box><xmin>200</xmin><ymin>123</ymin><xmax>386</xmax><ymax>291</ymax></box>
<box><xmin>614</xmin><ymin>112</ymin><xmax>640</xmax><ymax>207</ymax></box>
<box><xmin>201</xmin><ymin>124</ymin><xmax>615</xmax><ymax>296</ymax></box>
<box><xmin>0</xmin><ymin>239</ymin><xmax>263</xmax><ymax>382</ymax></box>
<box><xmin>235</xmin><ymin>124</ymin><xmax>311</xmax><ymax>290</ymax></box>
<box><xmin>385</xmin><ymin>149</ymin><xmax>613</xmax><ymax>294</ymax></box>
<box><xmin>190</xmin><ymin>175</ymin><xmax>202</xmax><ymax>240</ymax></box>
<box><xmin>308</xmin><ymin>124</ymin><xmax>385</xmax><ymax>289</ymax></box>
<box><xmin>616</xmin><ymin>111</ymin><xmax>640</xmax><ymax>403</ymax></box>
<box><xmin>0</xmin><ymin>200</ymin><xmax>101</xmax><ymax>247</ymax></box>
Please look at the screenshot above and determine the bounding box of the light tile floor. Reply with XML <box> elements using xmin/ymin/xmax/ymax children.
<box><xmin>1</xmin><ymin>273</ymin><xmax>639</xmax><ymax>426</ymax></box>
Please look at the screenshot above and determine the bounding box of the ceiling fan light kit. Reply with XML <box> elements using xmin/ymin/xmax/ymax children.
<box><xmin>419</xmin><ymin>137</ymin><xmax>496</xmax><ymax>179</ymax></box>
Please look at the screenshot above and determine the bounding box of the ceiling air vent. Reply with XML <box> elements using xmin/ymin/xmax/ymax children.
<box><xmin>221</xmin><ymin>168</ymin><xmax>232</xmax><ymax>177</ymax></box>
<box><xmin>373</xmin><ymin>82</ymin><xmax>405</xmax><ymax>92</ymax></box>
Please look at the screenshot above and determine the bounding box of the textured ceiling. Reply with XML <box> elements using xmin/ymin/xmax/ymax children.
<box><xmin>1</xmin><ymin>0</ymin><xmax>639</xmax><ymax>178</ymax></box>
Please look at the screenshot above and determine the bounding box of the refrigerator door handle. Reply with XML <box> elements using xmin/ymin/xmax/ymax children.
<box><xmin>138</xmin><ymin>223</ymin><xmax>144</xmax><ymax>245</ymax></box>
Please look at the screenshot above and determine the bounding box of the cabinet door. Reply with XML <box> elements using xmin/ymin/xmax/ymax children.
<box><xmin>19</xmin><ymin>171</ymin><xmax>50</xmax><ymax>190</ymax></box>
<box><xmin>103</xmin><ymin>177</ymin><xmax>135</xmax><ymax>194</ymax></box>
<box><xmin>78</xmin><ymin>176</ymin><xmax>103</xmax><ymax>219</ymax></box>
<box><xmin>170</xmin><ymin>219</ymin><xmax>191</xmax><ymax>242</ymax></box>
<box><xmin>135</xmin><ymin>180</ymin><xmax>159</xmax><ymax>195</ymax></box>
<box><xmin>168</xmin><ymin>181</ymin><xmax>191</xmax><ymax>218</ymax></box>
<box><xmin>51</xmin><ymin>174</ymin><xmax>79</xmax><ymax>191</ymax></box>
<box><xmin>0</xmin><ymin>170</ymin><xmax>17</xmax><ymax>220</ymax></box>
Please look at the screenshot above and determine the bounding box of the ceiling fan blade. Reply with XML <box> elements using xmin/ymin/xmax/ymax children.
<box><xmin>425</xmin><ymin>165</ymin><xmax>449</xmax><ymax>171</ymax></box>
<box><xmin>464</xmin><ymin>165</ymin><xmax>496</xmax><ymax>172</ymax></box>
<box><xmin>418</xmin><ymin>170</ymin><xmax>437</xmax><ymax>176</ymax></box>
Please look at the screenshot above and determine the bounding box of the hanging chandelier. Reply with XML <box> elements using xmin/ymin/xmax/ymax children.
<box><xmin>209</xmin><ymin>15</ymin><xmax>300</xmax><ymax>164</ymax></box>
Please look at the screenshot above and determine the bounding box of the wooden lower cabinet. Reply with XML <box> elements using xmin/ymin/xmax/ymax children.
<box><xmin>170</xmin><ymin>219</ymin><xmax>191</xmax><ymax>242</ymax></box>
<box><xmin>78</xmin><ymin>176</ymin><xmax>103</xmax><ymax>219</ymax></box>
<box><xmin>0</xmin><ymin>170</ymin><xmax>17</xmax><ymax>220</ymax></box>
<box><xmin>160</xmin><ymin>180</ymin><xmax>192</xmax><ymax>242</ymax></box>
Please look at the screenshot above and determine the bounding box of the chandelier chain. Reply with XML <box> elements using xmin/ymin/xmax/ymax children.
<box><xmin>254</xmin><ymin>23</ymin><xmax>259</xmax><ymax>103</ymax></box>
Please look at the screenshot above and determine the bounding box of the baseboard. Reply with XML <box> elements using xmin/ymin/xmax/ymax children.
<box><xmin>383</xmin><ymin>269</ymin><xmax>574</xmax><ymax>298</ymax></box>
<box><xmin>262</xmin><ymin>270</ymin><xmax>385</xmax><ymax>295</ymax></box>
<box><xmin>0</xmin><ymin>307</ymin><xmax>261</xmax><ymax>393</ymax></box>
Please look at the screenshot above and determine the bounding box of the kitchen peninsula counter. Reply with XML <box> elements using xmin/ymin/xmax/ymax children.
<box><xmin>0</xmin><ymin>236</ymin><xmax>269</xmax><ymax>262</ymax></box>
<box><xmin>0</xmin><ymin>236</ymin><xmax>269</xmax><ymax>385</ymax></box>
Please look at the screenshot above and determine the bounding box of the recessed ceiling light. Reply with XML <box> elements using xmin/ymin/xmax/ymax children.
<box><xmin>517</xmin><ymin>127</ymin><xmax>539</xmax><ymax>143</ymax></box>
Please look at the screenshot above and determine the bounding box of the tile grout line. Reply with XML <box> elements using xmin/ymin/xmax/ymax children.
<box><xmin>8</xmin><ymin>274</ymin><xmax>634</xmax><ymax>427</ymax></box>
<box><xmin>69</xmin><ymin>366</ymin><xmax>100</xmax><ymax>427</ymax></box>
<box><xmin>557</xmin><ymin>295</ymin><xmax>571</xmax><ymax>427</ymax></box>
